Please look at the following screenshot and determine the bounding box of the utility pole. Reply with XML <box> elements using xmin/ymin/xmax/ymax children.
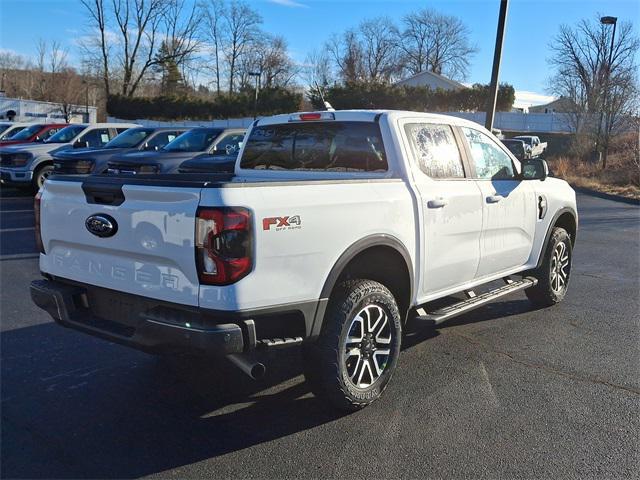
<box><xmin>485</xmin><ymin>0</ymin><xmax>509</xmax><ymax>132</ymax></box>
<box><xmin>599</xmin><ymin>16</ymin><xmax>617</xmax><ymax>169</ymax></box>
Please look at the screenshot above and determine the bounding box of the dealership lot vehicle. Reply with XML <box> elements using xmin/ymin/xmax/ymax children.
<box><xmin>513</xmin><ymin>135</ymin><xmax>547</xmax><ymax>158</ymax></box>
<box><xmin>0</xmin><ymin>122</ymin><xmax>32</xmax><ymax>141</ymax></box>
<box><xmin>105</xmin><ymin>127</ymin><xmax>245</xmax><ymax>174</ymax></box>
<box><xmin>0</xmin><ymin>122</ymin><xmax>139</xmax><ymax>189</ymax></box>
<box><xmin>178</xmin><ymin>153</ymin><xmax>238</xmax><ymax>173</ymax></box>
<box><xmin>52</xmin><ymin>127</ymin><xmax>189</xmax><ymax>175</ymax></box>
<box><xmin>0</xmin><ymin>123</ymin><xmax>66</xmax><ymax>147</ymax></box>
<box><xmin>31</xmin><ymin>110</ymin><xmax>577</xmax><ymax>410</ymax></box>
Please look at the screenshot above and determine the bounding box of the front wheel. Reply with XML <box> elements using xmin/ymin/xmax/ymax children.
<box><xmin>33</xmin><ymin>164</ymin><xmax>54</xmax><ymax>191</ymax></box>
<box><xmin>526</xmin><ymin>227</ymin><xmax>572</xmax><ymax>307</ymax></box>
<box><xmin>303</xmin><ymin>279</ymin><xmax>402</xmax><ymax>411</ymax></box>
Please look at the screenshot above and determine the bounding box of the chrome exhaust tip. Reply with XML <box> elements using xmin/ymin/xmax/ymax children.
<box><xmin>227</xmin><ymin>353</ymin><xmax>266</xmax><ymax>380</ymax></box>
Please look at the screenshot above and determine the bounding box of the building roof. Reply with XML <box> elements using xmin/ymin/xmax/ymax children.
<box><xmin>395</xmin><ymin>70</ymin><xmax>468</xmax><ymax>90</ymax></box>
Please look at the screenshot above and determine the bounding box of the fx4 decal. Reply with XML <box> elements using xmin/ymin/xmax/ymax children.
<box><xmin>263</xmin><ymin>215</ymin><xmax>302</xmax><ymax>231</ymax></box>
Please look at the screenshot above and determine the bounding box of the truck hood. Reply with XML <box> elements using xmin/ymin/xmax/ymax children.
<box><xmin>109</xmin><ymin>150</ymin><xmax>204</xmax><ymax>173</ymax></box>
<box><xmin>0</xmin><ymin>142</ymin><xmax>71</xmax><ymax>157</ymax></box>
<box><xmin>178</xmin><ymin>155</ymin><xmax>236</xmax><ymax>173</ymax></box>
<box><xmin>54</xmin><ymin>147</ymin><xmax>131</xmax><ymax>161</ymax></box>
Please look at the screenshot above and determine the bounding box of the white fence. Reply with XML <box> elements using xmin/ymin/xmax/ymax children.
<box><xmin>109</xmin><ymin>112</ymin><xmax>577</xmax><ymax>134</ymax></box>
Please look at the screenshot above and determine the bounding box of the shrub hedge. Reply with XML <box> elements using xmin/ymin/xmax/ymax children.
<box><xmin>106</xmin><ymin>87</ymin><xmax>303</xmax><ymax>120</ymax></box>
<box><xmin>309</xmin><ymin>83</ymin><xmax>515</xmax><ymax>113</ymax></box>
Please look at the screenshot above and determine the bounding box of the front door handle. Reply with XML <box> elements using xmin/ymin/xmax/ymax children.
<box><xmin>486</xmin><ymin>194</ymin><xmax>504</xmax><ymax>204</ymax></box>
<box><xmin>427</xmin><ymin>198</ymin><xmax>448</xmax><ymax>208</ymax></box>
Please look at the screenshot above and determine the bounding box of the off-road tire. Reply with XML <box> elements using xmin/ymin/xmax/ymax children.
<box><xmin>303</xmin><ymin>279</ymin><xmax>402</xmax><ymax>411</ymax></box>
<box><xmin>526</xmin><ymin>227</ymin><xmax>572</xmax><ymax>307</ymax></box>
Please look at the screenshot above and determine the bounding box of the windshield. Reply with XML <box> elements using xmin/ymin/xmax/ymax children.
<box><xmin>0</xmin><ymin>124</ymin><xmax>11</xmax><ymax>135</ymax></box>
<box><xmin>104</xmin><ymin>128</ymin><xmax>155</xmax><ymax>149</ymax></box>
<box><xmin>162</xmin><ymin>128</ymin><xmax>222</xmax><ymax>152</ymax></box>
<box><xmin>240</xmin><ymin>121</ymin><xmax>388</xmax><ymax>172</ymax></box>
<box><xmin>46</xmin><ymin>125</ymin><xmax>85</xmax><ymax>143</ymax></box>
<box><xmin>7</xmin><ymin>124</ymin><xmax>42</xmax><ymax>140</ymax></box>
<box><xmin>0</xmin><ymin>126</ymin><xmax>26</xmax><ymax>140</ymax></box>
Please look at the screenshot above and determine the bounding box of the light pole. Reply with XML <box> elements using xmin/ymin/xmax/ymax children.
<box><xmin>599</xmin><ymin>16</ymin><xmax>617</xmax><ymax>169</ymax></box>
<box><xmin>485</xmin><ymin>0</ymin><xmax>509</xmax><ymax>132</ymax></box>
<box><xmin>82</xmin><ymin>79</ymin><xmax>89</xmax><ymax>122</ymax></box>
<box><xmin>248</xmin><ymin>71</ymin><xmax>261</xmax><ymax>120</ymax></box>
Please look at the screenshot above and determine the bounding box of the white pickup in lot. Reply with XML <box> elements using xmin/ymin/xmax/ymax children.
<box><xmin>513</xmin><ymin>135</ymin><xmax>548</xmax><ymax>158</ymax></box>
<box><xmin>31</xmin><ymin>110</ymin><xmax>577</xmax><ymax>410</ymax></box>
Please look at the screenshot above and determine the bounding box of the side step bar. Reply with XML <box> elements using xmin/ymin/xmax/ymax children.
<box><xmin>414</xmin><ymin>276</ymin><xmax>537</xmax><ymax>326</ymax></box>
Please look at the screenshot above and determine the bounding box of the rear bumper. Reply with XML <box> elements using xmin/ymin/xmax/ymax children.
<box><xmin>30</xmin><ymin>279</ymin><xmax>245</xmax><ymax>355</ymax></box>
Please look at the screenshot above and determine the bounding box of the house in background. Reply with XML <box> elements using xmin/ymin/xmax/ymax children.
<box><xmin>395</xmin><ymin>70</ymin><xmax>468</xmax><ymax>91</ymax></box>
<box><xmin>529</xmin><ymin>96</ymin><xmax>576</xmax><ymax>114</ymax></box>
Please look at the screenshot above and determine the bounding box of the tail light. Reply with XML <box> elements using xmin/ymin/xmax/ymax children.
<box><xmin>34</xmin><ymin>191</ymin><xmax>45</xmax><ymax>254</ymax></box>
<box><xmin>195</xmin><ymin>207</ymin><xmax>252</xmax><ymax>285</ymax></box>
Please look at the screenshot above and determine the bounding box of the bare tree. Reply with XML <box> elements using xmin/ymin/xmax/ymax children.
<box><xmin>222</xmin><ymin>0</ymin><xmax>262</xmax><ymax>93</ymax></box>
<box><xmin>358</xmin><ymin>17</ymin><xmax>400</xmax><ymax>83</ymax></box>
<box><xmin>327</xmin><ymin>30</ymin><xmax>365</xmax><ymax>84</ymax></box>
<box><xmin>400</xmin><ymin>8</ymin><xmax>476</xmax><ymax>80</ymax></box>
<box><xmin>80</xmin><ymin>0</ymin><xmax>201</xmax><ymax>97</ymax></box>
<box><xmin>243</xmin><ymin>35</ymin><xmax>297</xmax><ymax>89</ymax></box>
<box><xmin>549</xmin><ymin>16</ymin><xmax>639</xmax><ymax>167</ymax></box>
<box><xmin>201</xmin><ymin>0</ymin><xmax>226</xmax><ymax>95</ymax></box>
<box><xmin>303</xmin><ymin>48</ymin><xmax>333</xmax><ymax>89</ymax></box>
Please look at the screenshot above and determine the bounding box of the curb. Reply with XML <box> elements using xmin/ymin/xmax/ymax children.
<box><xmin>573</xmin><ymin>186</ymin><xmax>640</xmax><ymax>206</ymax></box>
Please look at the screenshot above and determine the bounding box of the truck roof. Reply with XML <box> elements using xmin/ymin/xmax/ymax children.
<box><xmin>256</xmin><ymin>109</ymin><xmax>487</xmax><ymax>132</ymax></box>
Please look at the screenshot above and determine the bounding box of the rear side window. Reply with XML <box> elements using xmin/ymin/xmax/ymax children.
<box><xmin>404</xmin><ymin>123</ymin><xmax>464</xmax><ymax>179</ymax></box>
<box><xmin>146</xmin><ymin>131</ymin><xmax>180</xmax><ymax>149</ymax></box>
<box><xmin>240</xmin><ymin>121</ymin><xmax>388</xmax><ymax>172</ymax></box>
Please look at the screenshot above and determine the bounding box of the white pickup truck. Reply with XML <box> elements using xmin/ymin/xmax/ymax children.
<box><xmin>513</xmin><ymin>135</ymin><xmax>548</xmax><ymax>158</ymax></box>
<box><xmin>30</xmin><ymin>110</ymin><xmax>577</xmax><ymax>410</ymax></box>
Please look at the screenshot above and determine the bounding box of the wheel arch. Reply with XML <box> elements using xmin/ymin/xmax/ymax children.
<box><xmin>311</xmin><ymin>235</ymin><xmax>414</xmax><ymax>337</ymax></box>
<box><xmin>536</xmin><ymin>207</ymin><xmax>577</xmax><ymax>268</ymax></box>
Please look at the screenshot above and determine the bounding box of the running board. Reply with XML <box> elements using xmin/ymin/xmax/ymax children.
<box><xmin>414</xmin><ymin>276</ymin><xmax>537</xmax><ymax>326</ymax></box>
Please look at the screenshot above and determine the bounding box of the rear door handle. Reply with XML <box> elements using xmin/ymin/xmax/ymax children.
<box><xmin>427</xmin><ymin>198</ymin><xmax>448</xmax><ymax>208</ymax></box>
<box><xmin>486</xmin><ymin>194</ymin><xmax>504</xmax><ymax>204</ymax></box>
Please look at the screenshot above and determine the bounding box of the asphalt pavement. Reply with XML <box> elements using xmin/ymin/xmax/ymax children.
<box><xmin>1</xmin><ymin>187</ymin><xmax>638</xmax><ymax>479</ymax></box>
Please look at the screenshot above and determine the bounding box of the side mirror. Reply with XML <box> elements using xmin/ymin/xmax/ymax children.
<box><xmin>521</xmin><ymin>158</ymin><xmax>548</xmax><ymax>181</ymax></box>
<box><xmin>74</xmin><ymin>140</ymin><xmax>88</xmax><ymax>149</ymax></box>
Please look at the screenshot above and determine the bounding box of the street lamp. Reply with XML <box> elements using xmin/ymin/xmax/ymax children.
<box><xmin>485</xmin><ymin>0</ymin><xmax>509</xmax><ymax>131</ymax></box>
<box><xmin>598</xmin><ymin>15</ymin><xmax>617</xmax><ymax>169</ymax></box>
<box><xmin>82</xmin><ymin>79</ymin><xmax>89</xmax><ymax>122</ymax></box>
<box><xmin>248</xmin><ymin>71</ymin><xmax>261</xmax><ymax>120</ymax></box>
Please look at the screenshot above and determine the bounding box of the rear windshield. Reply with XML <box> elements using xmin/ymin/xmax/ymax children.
<box><xmin>105</xmin><ymin>128</ymin><xmax>155</xmax><ymax>148</ymax></box>
<box><xmin>163</xmin><ymin>128</ymin><xmax>222</xmax><ymax>152</ymax></box>
<box><xmin>240</xmin><ymin>121</ymin><xmax>388</xmax><ymax>172</ymax></box>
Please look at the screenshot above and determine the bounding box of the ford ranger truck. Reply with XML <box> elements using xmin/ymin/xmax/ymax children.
<box><xmin>30</xmin><ymin>110</ymin><xmax>578</xmax><ymax>411</ymax></box>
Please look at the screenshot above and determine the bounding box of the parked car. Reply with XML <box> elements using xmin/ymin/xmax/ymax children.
<box><xmin>52</xmin><ymin>127</ymin><xmax>189</xmax><ymax>175</ymax></box>
<box><xmin>0</xmin><ymin>123</ymin><xmax>67</xmax><ymax>147</ymax></box>
<box><xmin>513</xmin><ymin>135</ymin><xmax>547</xmax><ymax>158</ymax></box>
<box><xmin>501</xmin><ymin>138</ymin><xmax>529</xmax><ymax>160</ymax></box>
<box><xmin>31</xmin><ymin>110</ymin><xmax>577</xmax><ymax>411</ymax></box>
<box><xmin>106</xmin><ymin>128</ymin><xmax>245</xmax><ymax>175</ymax></box>
<box><xmin>0</xmin><ymin>122</ymin><xmax>139</xmax><ymax>189</ymax></box>
<box><xmin>0</xmin><ymin>122</ymin><xmax>33</xmax><ymax>141</ymax></box>
<box><xmin>177</xmin><ymin>154</ymin><xmax>237</xmax><ymax>174</ymax></box>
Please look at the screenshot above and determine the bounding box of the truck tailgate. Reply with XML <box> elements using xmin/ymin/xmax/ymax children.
<box><xmin>39</xmin><ymin>179</ymin><xmax>202</xmax><ymax>306</ymax></box>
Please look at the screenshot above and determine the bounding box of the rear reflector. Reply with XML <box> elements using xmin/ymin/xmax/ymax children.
<box><xmin>289</xmin><ymin>112</ymin><xmax>335</xmax><ymax>122</ymax></box>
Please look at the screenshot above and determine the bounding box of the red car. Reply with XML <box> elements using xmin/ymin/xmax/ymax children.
<box><xmin>0</xmin><ymin>123</ymin><xmax>67</xmax><ymax>146</ymax></box>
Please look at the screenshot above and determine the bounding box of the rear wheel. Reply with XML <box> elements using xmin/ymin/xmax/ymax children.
<box><xmin>303</xmin><ymin>279</ymin><xmax>402</xmax><ymax>411</ymax></box>
<box><xmin>33</xmin><ymin>164</ymin><xmax>54</xmax><ymax>191</ymax></box>
<box><xmin>526</xmin><ymin>227</ymin><xmax>572</xmax><ymax>307</ymax></box>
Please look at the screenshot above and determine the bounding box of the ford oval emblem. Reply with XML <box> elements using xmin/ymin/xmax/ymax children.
<box><xmin>85</xmin><ymin>214</ymin><xmax>118</xmax><ymax>238</ymax></box>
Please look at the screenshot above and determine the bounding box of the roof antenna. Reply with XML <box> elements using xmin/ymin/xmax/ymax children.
<box><xmin>314</xmin><ymin>81</ymin><xmax>334</xmax><ymax>111</ymax></box>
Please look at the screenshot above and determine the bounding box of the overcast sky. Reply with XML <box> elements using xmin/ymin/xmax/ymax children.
<box><xmin>1</xmin><ymin>0</ymin><xmax>638</xmax><ymax>102</ymax></box>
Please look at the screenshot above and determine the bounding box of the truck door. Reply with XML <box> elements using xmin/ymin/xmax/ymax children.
<box><xmin>459</xmin><ymin>127</ymin><xmax>536</xmax><ymax>278</ymax></box>
<box><xmin>401</xmin><ymin>121</ymin><xmax>483</xmax><ymax>297</ymax></box>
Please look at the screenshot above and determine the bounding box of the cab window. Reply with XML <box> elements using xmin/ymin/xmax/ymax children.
<box><xmin>404</xmin><ymin>123</ymin><xmax>464</xmax><ymax>179</ymax></box>
<box><xmin>213</xmin><ymin>133</ymin><xmax>244</xmax><ymax>156</ymax></box>
<box><xmin>79</xmin><ymin>128</ymin><xmax>111</xmax><ymax>148</ymax></box>
<box><xmin>461</xmin><ymin>127</ymin><xmax>515</xmax><ymax>180</ymax></box>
